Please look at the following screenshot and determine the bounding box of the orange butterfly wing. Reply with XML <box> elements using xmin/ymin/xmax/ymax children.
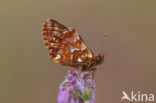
<box><xmin>43</xmin><ymin>19</ymin><xmax>94</xmax><ymax>68</ymax></box>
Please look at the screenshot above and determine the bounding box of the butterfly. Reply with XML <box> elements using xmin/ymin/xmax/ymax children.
<box><xmin>43</xmin><ymin>19</ymin><xmax>106</xmax><ymax>73</ymax></box>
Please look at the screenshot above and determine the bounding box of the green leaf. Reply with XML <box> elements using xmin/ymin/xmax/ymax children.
<box><xmin>83</xmin><ymin>91</ymin><xmax>89</xmax><ymax>101</ymax></box>
<box><xmin>88</xmin><ymin>90</ymin><xmax>92</xmax><ymax>100</ymax></box>
<box><xmin>78</xmin><ymin>90</ymin><xmax>93</xmax><ymax>101</ymax></box>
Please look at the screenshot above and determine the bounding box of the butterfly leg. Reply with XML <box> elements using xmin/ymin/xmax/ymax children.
<box><xmin>91</xmin><ymin>67</ymin><xmax>97</xmax><ymax>80</ymax></box>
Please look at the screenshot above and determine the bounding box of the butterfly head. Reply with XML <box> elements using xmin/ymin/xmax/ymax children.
<box><xmin>95</xmin><ymin>54</ymin><xmax>104</xmax><ymax>65</ymax></box>
<box><xmin>81</xmin><ymin>52</ymin><xmax>106</xmax><ymax>71</ymax></box>
<box><xmin>95</xmin><ymin>52</ymin><xmax>106</xmax><ymax>65</ymax></box>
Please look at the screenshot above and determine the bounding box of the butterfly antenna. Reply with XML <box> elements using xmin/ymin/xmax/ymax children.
<box><xmin>98</xmin><ymin>33</ymin><xmax>108</xmax><ymax>55</ymax></box>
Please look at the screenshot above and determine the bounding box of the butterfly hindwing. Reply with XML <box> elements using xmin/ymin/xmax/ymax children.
<box><xmin>43</xmin><ymin>19</ymin><xmax>94</xmax><ymax>68</ymax></box>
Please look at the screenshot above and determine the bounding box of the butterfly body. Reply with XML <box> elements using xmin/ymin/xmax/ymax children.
<box><xmin>43</xmin><ymin>19</ymin><xmax>105</xmax><ymax>72</ymax></box>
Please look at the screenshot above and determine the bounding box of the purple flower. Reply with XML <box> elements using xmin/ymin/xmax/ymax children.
<box><xmin>58</xmin><ymin>71</ymin><xmax>95</xmax><ymax>103</ymax></box>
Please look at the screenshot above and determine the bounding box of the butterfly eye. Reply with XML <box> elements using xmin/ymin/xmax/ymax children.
<box><xmin>96</xmin><ymin>54</ymin><xmax>105</xmax><ymax>65</ymax></box>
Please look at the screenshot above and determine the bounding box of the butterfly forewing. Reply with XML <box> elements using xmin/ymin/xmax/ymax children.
<box><xmin>43</xmin><ymin>19</ymin><xmax>94</xmax><ymax>68</ymax></box>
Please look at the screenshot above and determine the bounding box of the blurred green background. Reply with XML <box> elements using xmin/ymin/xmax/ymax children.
<box><xmin>0</xmin><ymin>0</ymin><xmax>156</xmax><ymax>103</ymax></box>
